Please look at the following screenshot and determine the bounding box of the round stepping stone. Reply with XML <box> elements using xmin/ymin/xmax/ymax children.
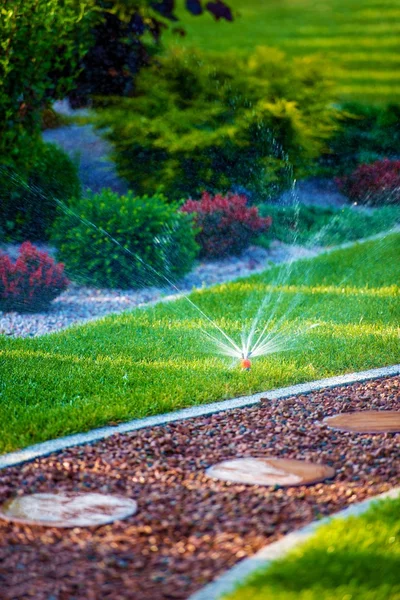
<box><xmin>0</xmin><ymin>493</ymin><xmax>137</xmax><ymax>528</ymax></box>
<box><xmin>206</xmin><ymin>457</ymin><xmax>335</xmax><ymax>487</ymax></box>
<box><xmin>324</xmin><ymin>410</ymin><xmax>400</xmax><ymax>434</ymax></box>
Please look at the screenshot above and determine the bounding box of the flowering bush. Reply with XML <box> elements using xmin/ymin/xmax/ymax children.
<box><xmin>336</xmin><ymin>159</ymin><xmax>400</xmax><ymax>205</ymax></box>
<box><xmin>181</xmin><ymin>192</ymin><xmax>272</xmax><ymax>258</ymax></box>
<box><xmin>0</xmin><ymin>242</ymin><xmax>69</xmax><ymax>312</ymax></box>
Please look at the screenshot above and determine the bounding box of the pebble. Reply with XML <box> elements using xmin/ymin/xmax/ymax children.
<box><xmin>0</xmin><ymin>376</ymin><xmax>398</xmax><ymax>600</ymax></box>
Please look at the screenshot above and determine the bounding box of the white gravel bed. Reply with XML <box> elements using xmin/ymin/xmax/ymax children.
<box><xmin>0</xmin><ymin>241</ymin><xmax>321</xmax><ymax>338</ymax></box>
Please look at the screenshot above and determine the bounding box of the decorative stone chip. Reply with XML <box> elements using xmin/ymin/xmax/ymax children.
<box><xmin>206</xmin><ymin>457</ymin><xmax>335</xmax><ymax>487</ymax></box>
<box><xmin>0</xmin><ymin>493</ymin><xmax>137</xmax><ymax>528</ymax></box>
<box><xmin>324</xmin><ymin>410</ymin><xmax>400</xmax><ymax>433</ymax></box>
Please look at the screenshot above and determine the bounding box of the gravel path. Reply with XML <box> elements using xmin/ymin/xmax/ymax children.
<box><xmin>43</xmin><ymin>123</ymin><xmax>129</xmax><ymax>196</ymax></box>
<box><xmin>0</xmin><ymin>376</ymin><xmax>398</xmax><ymax>599</ymax></box>
<box><xmin>43</xmin><ymin>101</ymin><xmax>128</xmax><ymax>195</ymax></box>
<box><xmin>0</xmin><ymin>241</ymin><xmax>321</xmax><ymax>338</ymax></box>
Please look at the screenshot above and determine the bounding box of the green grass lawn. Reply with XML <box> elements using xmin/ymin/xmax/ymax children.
<box><xmin>0</xmin><ymin>234</ymin><xmax>399</xmax><ymax>454</ymax></box>
<box><xmin>258</xmin><ymin>205</ymin><xmax>400</xmax><ymax>248</ymax></box>
<box><xmin>224</xmin><ymin>495</ymin><xmax>400</xmax><ymax>600</ymax></box>
<box><xmin>164</xmin><ymin>0</ymin><xmax>400</xmax><ymax>103</ymax></box>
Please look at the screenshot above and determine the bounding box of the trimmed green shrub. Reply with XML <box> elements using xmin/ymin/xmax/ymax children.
<box><xmin>52</xmin><ymin>189</ymin><xmax>199</xmax><ymax>289</ymax></box>
<box><xmin>0</xmin><ymin>142</ymin><xmax>81</xmax><ymax>242</ymax></box>
<box><xmin>92</xmin><ymin>47</ymin><xmax>338</xmax><ymax>201</ymax></box>
<box><xmin>319</xmin><ymin>103</ymin><xmax>400</xmax><ymax>176</ymax></box>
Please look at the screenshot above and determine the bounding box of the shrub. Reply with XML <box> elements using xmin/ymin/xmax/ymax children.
<box><xmin>0</xmin><ymin>0</ymin><xmax>93</xmax><ymax>174</ymax></box>
<box><xmin>0</xmin><ymin>242</ymin><xmax>69</xmax><ymax>313</ymax></box>
<box><xmin>0</xmin><ymin>142</ymin><xmax>81</xmax><ymax>242</ymax></box>
<box><xmin>336</xmin><ymin>159</ymin><xmax>400</xmax><ymax>206</ymax></box>
<box><xmin>318</xmin><ymin>103</ymin><xmax>400</xmax><ymax>176</ymax></box>
<box><xmin>69</xmin><ymin>0</ymin><xmax>232</xmax><ymax>107</ymax></box>
<box><xmin>92</xmin><ymin>47</ymin><xmax>338</xmax><ymax>201</ymax></box>
<box><xmin>181</xmin><ymin>192</ymin><xmax>271</xmax><ymax>258</ymax></box>
<box><xmin>52</xmin><ymin>190</ymin><xmax>198</xmax><ymax>289</ymax></box>
<box><xmin>41</xmin><ymin>108</ymin><xmax>71</xmax><ymax>131</ymax></box>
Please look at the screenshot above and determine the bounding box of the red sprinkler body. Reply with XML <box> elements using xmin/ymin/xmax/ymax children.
<box><xmin>241</xmin><ymin>358</ymin><xmax>252</xmax><ymax>371</ymax></box>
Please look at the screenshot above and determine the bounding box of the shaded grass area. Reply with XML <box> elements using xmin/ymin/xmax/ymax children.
<box><xmin>258</xmin><ymin>205</ymin><xmax>400</xmax><ymax>247</ymax></box>
<box><xmin>225</xmin><ymin>495</ymin><xmax>400</xmax><ymax>600</ymax></box>
<box><xmin>164</xmin><ymin>0</ymin><xmax>400</xmax><ymax>103</ymax></box>
<box><xmin>0</xmin><ymin>235</ymin><xmax>399</xmax><ymax>453</ymax></box>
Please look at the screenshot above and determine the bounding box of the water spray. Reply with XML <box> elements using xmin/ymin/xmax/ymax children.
<box><xmin>1</xmin><ymin>170</ymin><xmax>318</xmax><ymax>372</ymax></box>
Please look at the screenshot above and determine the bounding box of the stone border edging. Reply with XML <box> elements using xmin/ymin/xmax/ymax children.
<box><xmin>1</xmin><ymin>364</ymin><xmax>399</xmax><ymax>470</ymax></box>
<box><xmin>188</xmin><ymin>486</ymin><xmax>400</xmax><ymax>600</ymax></box>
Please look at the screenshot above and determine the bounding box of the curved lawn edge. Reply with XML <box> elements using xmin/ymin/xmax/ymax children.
<box><xmin>188</xmin><ymin>486</ymin><xmax>400</xmax><ymax>600</ymax></box>
<box><xmin>1</xmin><ymin>363</ymin><xmax>399</xmax><ymax>470</ymax></box>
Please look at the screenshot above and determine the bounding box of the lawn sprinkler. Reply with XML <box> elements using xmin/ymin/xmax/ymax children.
<box><xmin>241</xmin><ymin>353</ymin><xmax>252</xmax><ymax>371</ymax></box>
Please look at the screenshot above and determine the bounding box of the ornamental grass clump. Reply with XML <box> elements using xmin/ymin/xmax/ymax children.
<box><xmin>0</xmin><ymin>242</ymin><xmax>69</xmax><ymax>313</ymax></box>
<box><xmin>181</xmin><ymin>192</ymin><xmax>272</xmax><ymax>258</ymax></box>
<box><xmin>337</xmin><ymin>159</ymin><xmax>400</xmax><ymax>205</ymax></box>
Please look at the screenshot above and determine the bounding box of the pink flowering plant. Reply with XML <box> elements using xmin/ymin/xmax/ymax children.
<box><xmin>336</xmin><ymin>159</ymin><xmax>400</xmax><ymax>206</ymax></box>
<box><xmin>181</xmin><ymin>192</ymin><xmax>272</xmax><ymax>258</ymax></box>
<box><xmin>0</xmin><ymin>242</ymin><xmax>69</xmax><ymax>312</ymax></box>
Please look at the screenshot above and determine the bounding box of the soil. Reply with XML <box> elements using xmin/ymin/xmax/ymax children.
<box><xmin>0</xmin><ymin>376</ymin><xmax>398</xmax><ymax>600</ymax></box>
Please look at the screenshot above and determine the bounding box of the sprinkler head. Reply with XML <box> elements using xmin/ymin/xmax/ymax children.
<box><xmin>241</xmin><ymin>358</ymin><xmax>252</xmax><ymax>371</ymax></box>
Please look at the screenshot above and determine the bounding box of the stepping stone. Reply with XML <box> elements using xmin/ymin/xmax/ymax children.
<box><xmin>324</xmin><ymin>411</ymin><xmax>400</xmax><ymax>434</ymax></box>
<box><xmin>0</xmin><ymin>493</ymin><xmax>137</xmax><ymax>528</ymax></box>
<box><xmin>206</xmin><ymin>457</ymin><xmax>335</xmax><ymax>487</ymax></box>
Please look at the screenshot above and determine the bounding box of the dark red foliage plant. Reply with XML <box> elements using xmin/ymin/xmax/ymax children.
<box><xmin>181</xmin><ymin>192</ymin><xmax>272</xmax><ymax>258</ymax></box>
<box><xmin>0</xmin><ymin>242</ymin><xmax>69</xmax><ymax>313</ymax></box>
<box><xmin>336</xmin><ymin>159</ymin><xmax>400</xmax><ymax>206</ymax></box>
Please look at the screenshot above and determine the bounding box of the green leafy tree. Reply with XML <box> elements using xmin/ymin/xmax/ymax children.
<box><xmin>68</xmin><ymin>0</ymin><xmax>233</xmax><ymax>106</ymax></box>
<box><xmin>92</xmin><ymin>47</ymin><xmax>339</xmax><ymax>200</ymax></box>
<box><xmin>0</xmin><ymin>0</ymin><xmax>93</xmax><ymax>172</ymax></box>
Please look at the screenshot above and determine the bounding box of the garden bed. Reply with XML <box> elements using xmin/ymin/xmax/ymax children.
<box><xmin>1</xmin><ymin>235</ymin><xmax>399</xmax><ymax>454</ymax></box>
<box><xmin>0</xmin><ymin>376</ymin><xmax>398</xmax><ymax>599</ymax></box>
<box><xmin>0</xmin><ymin>241</ymin><xmax>320</xmax><ymax>338</ymax></box>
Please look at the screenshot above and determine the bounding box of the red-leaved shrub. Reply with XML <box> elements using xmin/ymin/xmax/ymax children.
<box><xmin>0</xmin><ymin>242</ymin><xmax>69</xmax><ymax>312</ymax></box>
<box><xmin>336</xmin><ymin>159</ymin><xmax>400</xmax><ymax>205</ymax></box>
<box><xmin>181</xmin><ymin>192</ymin><xmax>272</xmax><ymax>258</ymax></box>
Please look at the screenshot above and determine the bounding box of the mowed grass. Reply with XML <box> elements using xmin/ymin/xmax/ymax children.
<box><xmin>258</xmin><ymin>205</ymin><xmax>400</xmax><ymax>248</ymax></box>
<box><xmin>0</xmin><ymin>234</ymin><xmax>399</xmax><ymax>453</ymax></box>
<box><xmin>164</xmin><ymin>0</ymin><xmax>400</xmax><ymax>103</ymax></box>
<box><xmin>225</xmin><ymin>496</ymin><xmax>400</xmax><ymax>600</ymax></box>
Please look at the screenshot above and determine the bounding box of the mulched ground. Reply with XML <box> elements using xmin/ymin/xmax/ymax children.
<box><xmin>0</xmin><ymin>376</ymin><xmax>398</xmax><ymax>600</ymax></box>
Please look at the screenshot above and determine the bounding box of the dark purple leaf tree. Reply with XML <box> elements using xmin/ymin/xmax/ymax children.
<box><xmin>69</xmin><ymin>0</ymin><xmax>233</xmax><ymax>107</ymax></box>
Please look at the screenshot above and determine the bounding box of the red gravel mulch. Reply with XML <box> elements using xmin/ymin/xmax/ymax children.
<box><xmin>0</xmin><ymin>376</ymin><xmax>399</xmax><ymax>600</ymax></box>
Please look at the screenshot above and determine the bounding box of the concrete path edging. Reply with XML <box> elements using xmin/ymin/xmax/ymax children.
<box><xmin>188</xmin><ymin>486</ymin><xmax>400</xmax><ymax>600</ymax></box>
<box><xmin>1</xmin><ymin>364</ymin><xmax>399</xmax><ymax>470</ymax></box>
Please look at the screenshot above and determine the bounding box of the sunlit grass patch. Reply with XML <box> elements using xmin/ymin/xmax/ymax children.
<box><xmin>163</xmin><ymin>0</ymin><xmax>400</xmax><ymax>102</ymax></box>
<box><xmin>0</xmin><ymin>235</ymin><xmax>399</xmax><ymax>453</ymax></box>
<box><xmin>224</xmin><ymin>496</ymin><xmax>400</xmax><ymax>600</ymax></box>
<box><xmin>281</xmin><ymin>37</ymin><xmax>400</xmax><ymax>48</ymax></box>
